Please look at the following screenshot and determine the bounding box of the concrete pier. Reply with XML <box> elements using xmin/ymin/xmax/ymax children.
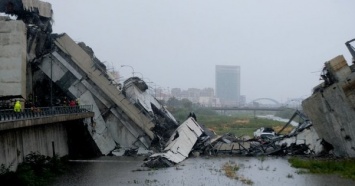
<box><xmin>0</xmin><ymin>111</ymin><xmax>94</xmax><ymax>171</ymax></box>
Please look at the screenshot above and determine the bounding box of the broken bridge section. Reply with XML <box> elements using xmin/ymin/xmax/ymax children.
<box><xmin>36</xmin><ymin>34</ymin><xmax>157</xmax><ymax>154</ymax></box>
<box><xmin>0</xmin><ymin>0</ymin><xmax>179</xmax><ymax>156</ymax></box>
<box><xmin>144</xmin><ymin>117</ymin><xmax>204</xmax><ymax>168</ymax></box>
<box><xmin>0</xmin><ymin>0</ymin><xmax>339</xmax><ymax>169</ymax></box>
<box><xmin>303</xmin><ymin>55</ymin><xmax>355</xmax><ymax>157</ymax></box>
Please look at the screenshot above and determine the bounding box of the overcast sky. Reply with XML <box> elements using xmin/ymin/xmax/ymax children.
<box><xmin>45</xmin><ymin>0</ymin><xmax>355</xmax><ymax>103</ymax></box>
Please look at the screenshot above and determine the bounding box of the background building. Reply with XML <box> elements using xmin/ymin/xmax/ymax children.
<box><xmin>215</xmin><ymin>65</ymin><xmax>241</xmax><ymax>106</ymax></box>
<box><xmin>169</xmin><ymin>87</ymin><xmax>216</xmax><ymax>106</ymax></box>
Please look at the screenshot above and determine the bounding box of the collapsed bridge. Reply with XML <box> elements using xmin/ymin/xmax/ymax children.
<box><xmin>1</xmin><ymin>0</ymin><xmax>354</xmax><ymax>170</ymax></box>
<box><xmin>0</xmin><ymin>0</ymin><xmax>179</xmax><ymax>164</ymax></box>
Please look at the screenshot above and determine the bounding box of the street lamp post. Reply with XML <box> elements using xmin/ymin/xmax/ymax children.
<box><xmin>121</xmin><ymin>65</ymin><xmax>135</xmax><ymax>77</ymax></box>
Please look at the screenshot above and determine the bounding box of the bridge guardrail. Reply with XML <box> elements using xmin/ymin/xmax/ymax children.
<box><xmin>0</xmin><ymin>105</ymin><xmax>93</xmax><ymax>122</ymax></box>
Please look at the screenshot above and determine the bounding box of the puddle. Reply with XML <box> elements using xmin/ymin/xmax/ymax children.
<box><xmin>51</xmin><ymin>156</ymin><xmax>355</xmax><ymax>186</ymax></box>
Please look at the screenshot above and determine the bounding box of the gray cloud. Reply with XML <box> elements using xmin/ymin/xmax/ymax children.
<box><xmin>46</xmin><ymin>0</ymin><xmax>355</xmax><ymax>102</ymax></box>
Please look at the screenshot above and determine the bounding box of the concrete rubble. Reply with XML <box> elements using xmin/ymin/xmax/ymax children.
<box><xmin>1</xmin><ymin>0</ymin><xmax>352</xmax><ymax>169</ymax></box>
<box><xmin>302</xmin><ymin>41</ymin><xmax>355</xmax><ymax>157</ymax></box>
<box><xmin>143</xmin><ymin>109</ymin><xmax>328</xmax><ymax>168</ymax></box>
<box><xmin>144</xmin><ymin>117</ymin><xmax>204</xmax><ymax>168</ymax></box>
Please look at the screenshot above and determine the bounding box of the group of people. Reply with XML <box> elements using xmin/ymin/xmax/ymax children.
<box><xmin>12</xmin><ymin>97</ymin><xmax>80</xmax><ymax>113</ymax></box>
<box><xmin>55</xmin><ymin>97</ymin><xmax>79</xmax><ymax>107</ymax></box>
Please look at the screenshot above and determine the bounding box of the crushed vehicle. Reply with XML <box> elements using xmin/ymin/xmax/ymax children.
<box><xmin>253</xmin><ymin>127</ymin><xmax>276</xmax><ymax>139</ymax></box>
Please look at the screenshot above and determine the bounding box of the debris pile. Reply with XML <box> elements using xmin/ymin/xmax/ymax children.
<box><xmin>143</xmin><ymin>109</ymin><xmax>328</xmax><ymax>168</ymax></box>
<box><xmin>143</xmin><ymin>117</ymin><xmax>204</xmax><ymax>168</ymax></box>
<box><xmin>122</xmin><ymin>77</ymin><xmax>180</xmax><ymax>151</ymax></box>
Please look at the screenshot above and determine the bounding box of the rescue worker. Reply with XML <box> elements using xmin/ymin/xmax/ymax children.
<box><xmin>14</xmin><ymin>100</ymin><xmax>21</xmax><ymax>112</ymax></box>
<box><xmin>75</xmin><ymin>98</ymin><xmax>79</xmax><ymax>106</ymax></box>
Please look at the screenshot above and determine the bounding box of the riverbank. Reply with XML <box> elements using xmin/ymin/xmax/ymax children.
<box><xmin>0</xmin><ymin>152</ymin><xmax>68</xmax><ymax>186</ymax></box>
<box><xmin>50</xmin><ymin>156</ymin><xmax>355</xmax><ymax>186</ymax></box>
<box><xmin>289</xmin><ymin>157</ymin><xmax>355</xmax><ymax>180</ymax></box>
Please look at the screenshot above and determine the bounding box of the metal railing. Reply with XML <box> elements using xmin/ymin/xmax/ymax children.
<box><xmin>0</xmin><ymin>105</ymin><xmax>93</xmax><ymax>122</ymax></box>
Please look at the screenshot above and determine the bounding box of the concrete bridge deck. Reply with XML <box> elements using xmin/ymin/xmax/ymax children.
<box><xmin>0</xmin><ymin>105</ymin><xmax>94</xmax><ymax>131</ymax></box>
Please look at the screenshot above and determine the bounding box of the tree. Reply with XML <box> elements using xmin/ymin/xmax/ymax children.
<box><xmin>181</xmin><ymin>98</ymin><xmax>192</xmax><ymax>110</ymax></box>
<box><xmin>167</xmin><ymin>97</ymin><xmax>180</xmax><ymax>108</ymax></box>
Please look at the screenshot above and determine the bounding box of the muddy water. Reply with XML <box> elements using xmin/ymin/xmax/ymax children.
<box><xmin>51</xmin><ymin>156</ymin><xmax>355</xmax><ymax>186</ymax></box>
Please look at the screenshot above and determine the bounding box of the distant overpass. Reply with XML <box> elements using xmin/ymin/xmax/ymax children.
<box><xmin>210</xmin><ymin>107</ymin><xmax>286</xmax><ymax>112</ymax></box>
<box><xmin>209</xmin><ymin>106</ymin><xmax>287</xmax><ymax>118</ymax></box>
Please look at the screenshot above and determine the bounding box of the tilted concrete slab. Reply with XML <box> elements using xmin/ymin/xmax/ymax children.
<box><xmin>53</xmin><ymin>34</ymin><xmax>156</xmax><ymax>140</ymax></box>
<box><xmin>303</xmin><ymin>57</ymin><xmax>355</xmax><ymax>157</ymax></box>
<box><xmin>148</xmin><ymin>118</ymin><xmax>203</xmax><ymax>164</ymax></box>
<box><xmin>36</xmin><ymin>34</ymin><xmax>158</xmax><ymax>154</ymax></box>
<box><xmin>38</xmin><ymin>53</ymin><xmax>144</xmax><ymax>154</ymax></box>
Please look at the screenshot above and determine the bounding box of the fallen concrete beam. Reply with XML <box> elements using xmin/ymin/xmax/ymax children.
<box><xmin>144</xmin><ymin>117</ymin><xmax>203</xmax><ymax>168</ymax></box>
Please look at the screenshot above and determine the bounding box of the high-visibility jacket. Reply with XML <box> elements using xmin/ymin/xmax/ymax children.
<box><xmin>14</xmin><ymin>101</ymin><xmax>21</xmax><ymax>112</ymax></box>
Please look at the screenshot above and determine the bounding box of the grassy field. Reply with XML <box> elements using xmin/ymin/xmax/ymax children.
<box><xmin>169</xmin><ymin>104</ymin><xmax>355</xmax><ymax>180</ymax></box>
<box><xmin>289</xmin><ymin>157</ymin><xmax>355</xmax><ymax>180</ymax></box>
<box><xmin>198</xmin><ymin>114</ymin><xmax>293</xmax><ymax>137</ymax></box>
<box><xmin>170</xmin><ymin>107</ymin><xmax>294</xmax><ymax>137</ymax></box>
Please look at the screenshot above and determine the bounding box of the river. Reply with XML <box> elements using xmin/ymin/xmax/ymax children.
<box><xmin>257</xmin><ymin>115</ymin><xmax>299</xmax><ymax>126</ymax></box>
<box><xmin>51</xmin><ymin>156</ymin><xmax>355</xmax><ymax>186</ymax></box>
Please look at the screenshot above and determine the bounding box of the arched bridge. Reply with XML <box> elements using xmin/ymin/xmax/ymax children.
<box><xmin>210</xmin><ymin>106</ymin><xmax>286</xmax><ymax>112</ymax></box>
<box><xmin>251</xmin><ymin>98</ymin><xmax>280</xmax><ymax>105</ymax></box>
<box><xmin>209</xmin><ymin>106</ymin><xmax>287</xmax><ymax>118</ymax></box>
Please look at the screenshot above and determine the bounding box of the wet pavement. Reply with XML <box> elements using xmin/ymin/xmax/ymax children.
<box><xmin>51</xmin><ymin>156</ymin><xmax>355</xmax><ymax>186</ymax></box>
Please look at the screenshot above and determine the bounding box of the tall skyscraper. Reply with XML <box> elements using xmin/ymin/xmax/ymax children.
<box><xmin>215</xmin><ymin>65</ymin><xmax>240</xmax><ymax>106</ymax></box>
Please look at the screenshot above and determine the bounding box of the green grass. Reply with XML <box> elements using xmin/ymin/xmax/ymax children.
<box><xmin>170</xmin><ymin>107</ymin><xmax>291</xmax><ymax>137</ymax></box>
<box><xmin>289</xmin><ymin>157</ymin><xmax>355</xmax><ymax>180</ymax></box>
<box><xmin>198</xmin><ymin>113</ymin><xmax>288</xmax><ymax>137</ymax></box>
